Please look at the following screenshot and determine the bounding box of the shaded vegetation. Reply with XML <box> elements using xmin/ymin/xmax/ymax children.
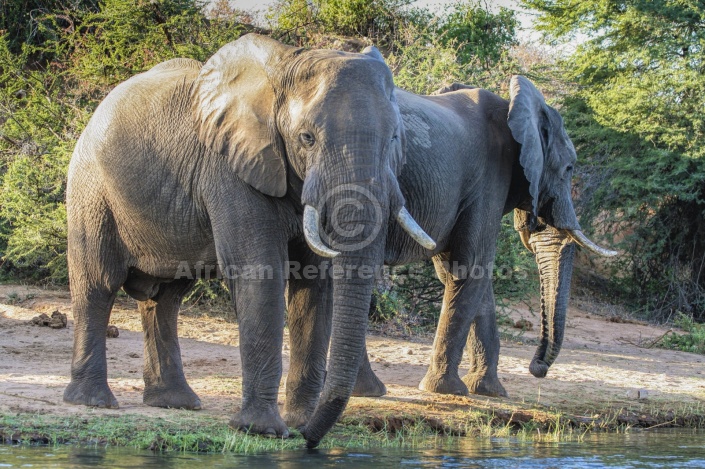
<box><xmin>0</xmin><ymin>0</ymin><xmax>534</xmax><ymax>328</ymax></box>
<box><xmin>526</xmin><ymin>0</ymin><xmax>705</xmax><ymax>322</ymax></box>
<box><xmin>2</xmin><ymin>0</ymin><xmax>703</xmax><ymax>329</ymax></box>
<box><xmin>658</xmin><ymin>312</ymin><xmax>705</xmax><ymax>355</ymax></box>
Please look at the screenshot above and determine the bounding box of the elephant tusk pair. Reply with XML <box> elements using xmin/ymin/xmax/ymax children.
<box><xmin>567</xmin><ymin>229</ymin><xmax>619</xmax><ymax>257</ymax></box>
<box><xmin>303</xmin><ymin>205</ymin><xmax>437</xmax><ymax>258</ymax></box>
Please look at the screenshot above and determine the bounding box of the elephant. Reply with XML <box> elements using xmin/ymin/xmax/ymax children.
<box><xmin>64</xmin><ymin>33</ymin><xmax>435</xmax><ymax>445</ymax></box>
<box><xmin>347</xmin><ymin>76</ymin><xmax>617</xmax><ymax>399</ymax></box>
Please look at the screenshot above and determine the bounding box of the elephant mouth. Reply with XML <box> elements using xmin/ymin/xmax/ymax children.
<box><xmin>303</xmin><ymin>205</ymin><xmax>436</xmax><ymax>257</ymax></box>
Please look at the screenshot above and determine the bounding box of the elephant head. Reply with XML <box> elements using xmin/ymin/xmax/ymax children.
<box><xmin>191</xmin><ymin>34</ymin><xmax>434</xmax><ymax>446</ymax></box>
<box><xmin>507</xmin><ymin>76</ymin><xmax>617</xmax><ymax>378</ymax></box>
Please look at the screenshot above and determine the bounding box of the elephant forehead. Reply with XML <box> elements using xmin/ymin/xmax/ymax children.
<box><xmin>287</xmin><ymin>97</ymin><xmax>306</xmax><ymax>121</ymax></box>
<box><xmin>401</xmin><ymin>111</ymin><xmax>432</xmax><ymax>149</ymax></box>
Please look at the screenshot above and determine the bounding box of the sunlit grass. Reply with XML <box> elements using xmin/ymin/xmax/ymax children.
<box><xmin>2</xmin><ymin>401</ymin><xmax>703</xmax><ymax>453</ymax></box>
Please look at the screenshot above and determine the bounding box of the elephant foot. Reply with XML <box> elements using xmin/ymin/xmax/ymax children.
<box><xmin>64</xmin><ymin>379</ymin><xmax>119</xmax><ymax>408</ymax></box>
<box><xmin>143</xmin><ymin>383</ymin><xmax>202</xmax><ymax>410</ymax></box>
<box><xmin>352</xmin><ymin>364</ymin><xmax>387</xmax><ymax>397</ymax></box>
<box><xmin>463</xmin><ymin>373</ymin><xmax>508</xmax><ymax>398</ymax></box>
<box><xmin>283</xmin><ymin>407</ymin><xmax>311</xmax><ymax>432</ymax></box>
<box><xmin>419</xmin><ymin>370</ymin><xmax>469</xmax><ymax>396</ymax></box>
<box><xmin>230</xmin><ymin>406</ymin><xmax>290</xmax><ymax>438</ymax></box>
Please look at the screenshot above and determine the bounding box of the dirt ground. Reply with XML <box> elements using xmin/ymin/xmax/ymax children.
<box><xmin>1</xmin><ymin>284</ymin><xmax>704</xmax><ymax>431</ymax></box>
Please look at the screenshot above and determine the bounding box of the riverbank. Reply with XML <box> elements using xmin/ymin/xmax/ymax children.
<box><xmin>1</xmin><ymin>284</ymin><xmax>703</xmax><ymax>451</ymax></box>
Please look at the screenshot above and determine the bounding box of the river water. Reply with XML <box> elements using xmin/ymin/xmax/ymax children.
<box><xmin>1</xmin><ymin>430</ymin><xmax>703</xmax><ymax>468</ymax></box>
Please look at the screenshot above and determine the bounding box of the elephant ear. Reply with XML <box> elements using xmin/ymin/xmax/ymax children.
<box><xmin>192</xmin><ymin>34</ymin><xmax>295</xmax><ymax>197</ymax></box>
<box><xmin>507</xmin><ymin>75</ymin><xmax>548</xmax><ymax>218</ymax></box>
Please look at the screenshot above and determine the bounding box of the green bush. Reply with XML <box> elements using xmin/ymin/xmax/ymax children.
<box><xmin>527</xmin><ymin>0</ymin><xmax>705</xmax><ymax>321</ymax></box>
<box><xmin>267</xmin><ymin>0</ymin><xmax>424</xmax><ymax>48</ymax></box>
<box><xmin>0</xmin><ymin>0</ymin><xmax>245</xmax><ymax>283</ymax></box>
<box><xmin>436</xmin><ymin>0</ymin><xmax>517</xmax><ymax>67</ymax></box>
<box><xmin>0</xmin><ymin>0</ymin><xmax>537</xmax><ymax>329</ymax></box>
<box><xmin>659</xmin><ymin>313</ymin><xmax>705</xmax><ymax>355</ymax></box>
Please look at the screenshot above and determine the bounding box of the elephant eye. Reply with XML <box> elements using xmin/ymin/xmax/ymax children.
<box><xmin>391</xmin><ymin>134</ymin><xmax>399</xmax><ymax>142</ymax></box>
<box><xmin>299</xmin><ymin>132</ymin><xmax>315</xmax><ymax>148</ymax></box>
<box><xmin>566</xmin><ymin>165</ymin><xmax>574</xmax><ymax>173</ymax></box>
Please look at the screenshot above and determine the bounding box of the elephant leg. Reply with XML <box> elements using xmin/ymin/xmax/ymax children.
<box><xmin>140</xmin><ymin>278</ymin><xmax>201</xmax><ymax>409</ymax></box>
<box><xmin>63</xmin><ymin>210</ymin><xmax>125</xmax><ymax>409</ymax></box>
<box><xmin>283</xmin><ymin>242</ymin><xmax>333</xmax><ymax>430</ymax></box>
<box><xmin>352</xmin><ymin>340</ymin><xmax>387</xmax><ymax>397</ymax></box>
<box><xmin>228</xmin><ymin>274</ymin><xmax>288</xmax><ymax>437</ymax></box>
<box><xmin>64</xmin><ymin>285</ymin><xmax>120</xmax><ymax>408</ymax></box>
<box><xmin>419</xmin><ymin>274</ymin><xmax>488</xmax><ymax>395</ymax></box>
<box><xmin>207</xmin><ymin>187</ymin><xmax>289</xmax><ymax>437</ymax></box>
<box><xmin>420</xmin><ymin>214</ymin><xmax>499</xmax><ymax>396</ymax></box>
<box><xmin>462</xmin><ymin>285</ymin><xmax>508</xmax><ymax>397</ymax></box>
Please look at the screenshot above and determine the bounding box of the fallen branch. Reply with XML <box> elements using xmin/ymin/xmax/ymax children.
<box><xmin>616</xmin><ymin>329</ymin><xmax>673</xmax><ymax>349</ymax></box>
<box><xmin>0</xmin><ymin>391</ymin><xmax>56</xmax><ymax>406</ymax></box>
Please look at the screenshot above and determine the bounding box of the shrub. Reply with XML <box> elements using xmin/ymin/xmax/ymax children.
<box><xmin>659</xmin><ymin>312</ymin><xmax>705</xmax><ymax>355</ymax></box>
<box><xmin>0</xmin><ymin>0</ymin><xmax>245</xmax><ymax>283</ymax></box>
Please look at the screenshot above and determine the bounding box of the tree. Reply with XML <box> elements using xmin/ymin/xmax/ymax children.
<box><xmin>437</xmin><ymin>1</ymin><xmax>517</xmax><ymax>67</ymax></box>
<box><xmin>524</xmin><ymin>0</ymin><xmax>705</xmax><ymax>319</ymax></box>
<box><xmin>0</xmin><ymin>0</ymin><xmax>245</xmax><ymax>283</ymax></box>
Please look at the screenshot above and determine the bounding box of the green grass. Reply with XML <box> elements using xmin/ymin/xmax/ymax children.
<box><xmin>3</xmin><ymin>400</ymin><xmax>703</xmax><ymax>453</ymax></box>
<box><xmin>0</xmin><ymin>413</ymin><xmax>453</xmax><ymax>453</ymax></box>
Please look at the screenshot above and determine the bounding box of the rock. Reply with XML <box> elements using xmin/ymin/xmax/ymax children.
<box><xmin>106</xmin><ymin>325</ymin><xmax>119</xmax><ymax>338</ymax></box>
<box><xmin>31</xmin><ymin>310</ymin><xmax>67</xmax><ymax>329</ymax></box>
<box><xmin>513</xmin><ymin>318</ymin><xmax>533</xmax><ymax>331</ymax></box>
<box><xmin>31</xmin><ymin>313</ymin><xmax>51</xmax><ymax>326</ymax></box>
<box><xmin>49</xmin><ymin>311</ymin><xmax>67</xmax><ymax>328</ymax></box>
<box><xmin>404</xmin><ymin>348</ymin><xmax>413</xmax><ymax>355</ymax></box>
<box><xmin>626</xmin><ymin>389</ymin><xmax>649</xmax><ymax>399</ymax></box>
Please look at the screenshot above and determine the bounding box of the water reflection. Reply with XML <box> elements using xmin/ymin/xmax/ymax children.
<box><xmin>0</xmin><ymin>430</ymin><xmax>703</xmax><ymax>468</ymax></box>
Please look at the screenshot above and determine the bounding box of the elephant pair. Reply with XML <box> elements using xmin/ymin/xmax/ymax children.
<box><xmin>64</xmin><ymin>34</ymin><xmax>615</xmax><ymax>447</ymax></box>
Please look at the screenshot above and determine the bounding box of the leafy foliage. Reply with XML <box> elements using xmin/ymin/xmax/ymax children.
<box><xmin>659</xmin><ymin>312</ymin><xmax>705</xmax><ymax>355</ymax></box>
<box><xmin>266</xmin><ymin>0</ymin><xmax>422</xmax><ymax>48</ymax></box>
<box><xmin>0</xmin><ymin>0</ymin><xmax>245</xmax><ymax>283</ymax></box>
<box><xmin>0</xmin><ymin>0</ymin><xmax>99</xmax><ymax>54</ymax></box>
<box><xmin>436</xmin><ymin>1</ymin><xmax>517</xmax><ymax>67</ymax></box>
<box><xmin>0</xmin><ymin>0</ymin><xmax>535</xmax><ymax>329</ymax></box>
<box><xmin>526</xmin><ymin>0</ymin><xmax>705</xmax><ymax>321</ymax></box>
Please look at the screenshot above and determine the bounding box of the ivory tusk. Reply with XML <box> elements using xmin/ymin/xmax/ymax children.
<box><xmin>567</xmin><ymin>229</ymin><xmax>619</xmax><ymax>257</ymax></box>
<box><xmin>518</xmin><ymin>229</ymin><xmax>534</xmax><ymax>253</ymax></box>
<box><xmin>303</xmin><ymin>205</ymin><xmax>340</xmax><ymax>258</ymax></box>
<box><xmin>396</xmin><ymin>207</ymin><xmax>437</xmax><ymax>250</ymax></box>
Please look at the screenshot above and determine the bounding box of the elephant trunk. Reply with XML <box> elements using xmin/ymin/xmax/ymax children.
<box><xmin>528</xmin><ymin>226</ymin><xmax>575</xmax><ymax>378</ymax></box>
<box><xmin>303</xmin><ymin>199</ymin><xmax>385</xmax><ymax>448</ymax></box>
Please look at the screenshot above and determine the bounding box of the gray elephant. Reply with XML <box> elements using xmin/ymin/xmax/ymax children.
<box><xmin>348</xmin><ymin>76</ymin><xmax>617</xmax><ymax>399</ymax></box>
<box><xmin>64</xmin><ymin>34</ymin><xmax>434</xmax><ymax>444</ymax></box>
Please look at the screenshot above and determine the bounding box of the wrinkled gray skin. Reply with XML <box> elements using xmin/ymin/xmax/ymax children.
<box><xmin>64</xmin><ymin>34</ymin><xmax>416</xmax><ymax>446</ymax></box>
<box><xmin>348</xmin><ymin>77</ymin><xmax>610</xmax><ymax>398</ymax></box>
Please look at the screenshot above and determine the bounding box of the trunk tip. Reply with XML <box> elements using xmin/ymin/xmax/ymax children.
<box><xmin>529</xmin><ymin>359</ymin><xmax>550</xmax><ymax>378</ymax></box>
<box><xmin>303</xmin><ymin>429</ymin><xmax>320</xmax><ymax>448</ymax></box>
<box><xmin>306</xmin><ymin>438</ymin><xmax>320</xmax><ymax>449</ymax></box>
